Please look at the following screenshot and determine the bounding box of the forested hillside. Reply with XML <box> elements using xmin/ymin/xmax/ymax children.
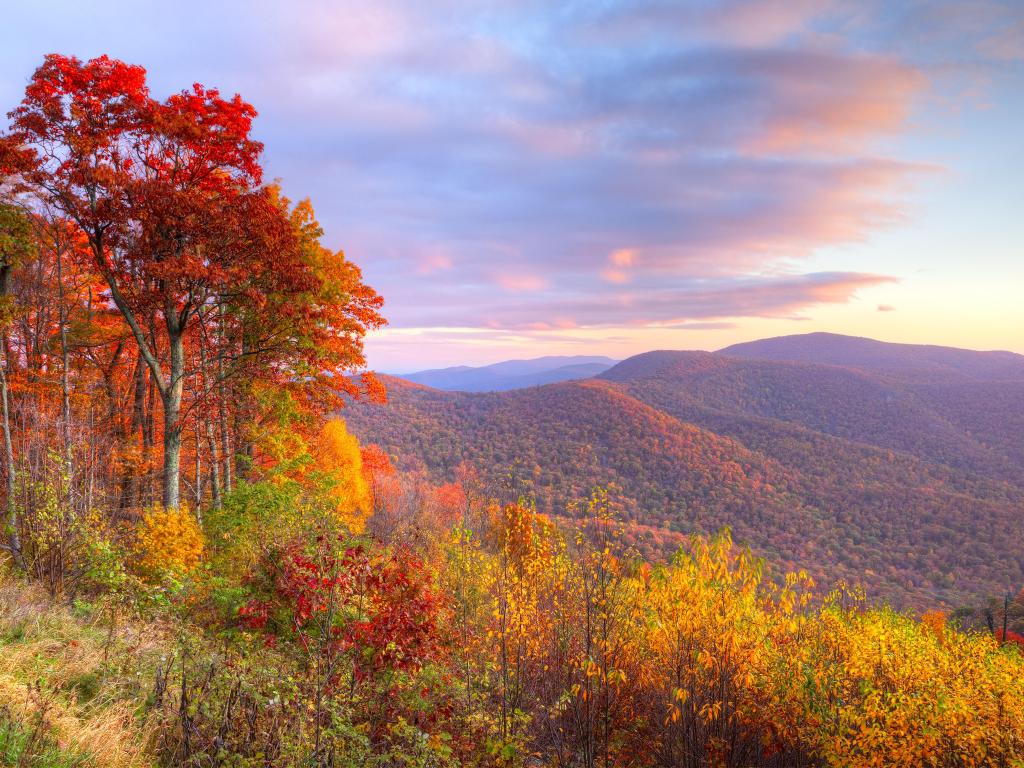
<box><xmin>602</xmin><ymin>349</ymin><xmax>1024</xmax><ymax>481</ymax></box>
<box><xmin>346</xmin><ymin>341</ymin><xmax>1024</xmax><ymax>608</ymax></box>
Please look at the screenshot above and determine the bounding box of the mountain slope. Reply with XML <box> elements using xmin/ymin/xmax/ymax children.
<box><xmin>348</xmin><ymin>377</ymin><xmax>839</xmax><ymax>569</ymax></box>
<box><xmin>346</xmin><ymin>380</ymin><xmax>1024</xmax><ymax>608</ymax></box>
<box><xmin>355</xmin><ymin>376</ymin><xmax>797</xmax><ymax>518</ymax></box>
<box><xmin>597</xmin><ymin>350</ymin><xmax>1021</xmax><ymax>482</ymax></box>
<box><xmin>348</xmin><ymin>335</ymin><xmax>1024</xmax><ymax>608</ymax></box>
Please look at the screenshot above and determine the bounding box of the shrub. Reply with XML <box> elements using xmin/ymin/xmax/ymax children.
<box><xmin>133</xmin><ymin>505</ymin><xmax>204</xmax><ymax>580</ymax></box>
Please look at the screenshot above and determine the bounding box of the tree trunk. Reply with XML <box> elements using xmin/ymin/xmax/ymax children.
<box><xmin>193</xmin><ymin>422</ymin><xmax>203</xmax><ymax>522</ymax></box>
<box><xmin>220</xmin><ymin>403</ymin><xmax>233</xmax><ymax>493</ymax></box>
<box><xmin>132</xmin><ymin>355</ymin><xmax>147</xmax><ymax>437</ymax></box>
<box><xmin>198</xmin><ymin>337</ymin><xmax>222</xmax><ymax>508</ymax></box>
<box><xmin>55</xmin><ymin>237</ymin><xmax>72</xmax><ymax>470</ymax></box>
<box><xmin>163</xmin><ymin>408</ymin><xmax>182</xmax><ymax>510</ymax></box>
<box><xmin>0</xmin><ymin>257</ymin><xmax>21</xmax><ymax>567</ymax></box>
<box><xmin>162</xmin><ymin>332</ymin><xmax>185</xmax><ymax>510</ymax></box>
<box><xmin>145</xmin><ymin>368</ymin><xmax>156</xmax><ymax>504</ymax></box>
<box><xmin>206</xmin><ymin>421</ymin><xmax>222</xmax><ymax>509</ymax></box>
<box><xmin>0</xmin><ymin>350</ymin><xmax>22</xmax><ymax>568</ymax></box>
<box><xmin>119</xmin><ymin>356</ymin><xmax>148</xmax><ymax>512</ymax></box>
<box><xmin>216</xmin><ymin>307</ymin><xmax>233</xmax><ymax>494</ymax></box>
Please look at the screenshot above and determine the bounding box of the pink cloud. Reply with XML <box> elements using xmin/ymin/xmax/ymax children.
<box><xmin>609</xmin><ymin>248</ymin><xmax>636</xmax><ymax>267</ymax></box>
<box><xmin>601</xmin><ymin>248</ymin><xmax>638</xmax><ymax>283</ymax></box>
<box><xmin>496</xmin><ymin>273</ymin><xmax>549</xmax><ymax>292</ymax></box>
<box><xmin>522</xmin><ymin>319</ymin><xmax>579</xmax><ymax>331</ymax></box>
<box><xmin>979</xmin><ymin>19</ymin><xmax>1024</xmax><ymax>61</ymax></box>
<box><xmin>390</xmin><ymin>271</ymin><xmax>897</xmax><ymax>330</ymax></box>
<box><xmin>417</xmin><ymin>253</ymin><xmax>454</xmax><ymax>274</ymax></box>
<box><xmin>28</xmin><ymin>0</ymin><xmax>999</xmax><ymax>349</ymax></box>
<box><xmin>742</xmin><ymin>52</ymin><xmax>927</xmax><ymax>155</ymax></box>
<box><xmin>709</xmin><ymin>0</ymin><xmax>835</xmax><ymax>46</ymax></box>
<box><xmin>602</xmin><ymin>269</ymin><xmax>630</xmax><ymax>284</ymax></box>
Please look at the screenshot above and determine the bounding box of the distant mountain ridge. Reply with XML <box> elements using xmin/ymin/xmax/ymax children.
<box><xmin>720</xmin><ymin>332</ymin><xmax>1024</xmax><ymax>382</ymax></box>
<box><xmin>348</xmin><ymin>333</ymin><xmax>1024</xmax><ymax>608</ymax></box>
<box><xmin>396</xmin><ymin>355</ymin><xmax>618</xmax><ymax>391</ymax></box>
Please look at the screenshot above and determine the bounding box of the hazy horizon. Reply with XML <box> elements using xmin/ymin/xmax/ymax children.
<box><xmin>384</xmin><ymin>330</ymin><xmax>1024</xmax><ymax>374</ymax></box>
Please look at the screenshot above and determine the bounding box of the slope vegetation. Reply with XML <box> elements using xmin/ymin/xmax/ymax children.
<box><xmin>346</xmin><ymin>349</ymin><xmax>1024</xmax><ymax>607</ymax></box>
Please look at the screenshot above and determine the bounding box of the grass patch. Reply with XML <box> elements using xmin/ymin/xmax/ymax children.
<box><xmin>0</xmin><ymin>704</ymin><xmax>94</xmax><ymax>767</ymax></box>
<box><xmin>0</xmin><ymin>579</ymin><xmax>163</xmax><ymax>768</ymax></box>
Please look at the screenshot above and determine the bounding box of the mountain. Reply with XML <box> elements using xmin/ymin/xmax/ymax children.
<box><xmin>717</xmin><ymin>334</ymin><xmax>1024</xmax><ymax>478</ymax></box>
<box><xmin>347</xmin><ymin>335</ymin><xmax>1024</xmax><ymax>608</ymax></box>
<box><xmin>348</xmin><ymin>374</ymin><xmax>811</xmax><ymax>560</ymax></box>
<box><xmin>597</xmin><ymin>349</ymin><xmax>1023</xmax><ymax>483</ymax></box>
<box><xmin>721</xmin><ymin>332</ymin><xmax>1024</xmax><ymax>382</ymax></box>
<box><xmin>396</xmin><ymin>355</ymin><xmax>618</xmax><ymax>391</ymax></box>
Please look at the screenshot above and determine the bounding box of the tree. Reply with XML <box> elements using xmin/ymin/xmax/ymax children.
<box><xmin>310</xmin><ymin>419</ymin><xmax>372</xmax><ymax>534</ymax></box>
<box><xmin>5</xmin><ymin>55</ymin><xmax>384</xmax><ymax>510</ymax></box>
<box><xmin>0</xmin><ymin>201</ymin><xmax>33</xmax><ymax>564</ymax></box>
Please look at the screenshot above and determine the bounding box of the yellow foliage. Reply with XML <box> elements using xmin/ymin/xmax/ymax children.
<box><xmin>248</xmin><ymin>382</ymin><xmax>313</xmax><ymax>481</ymax></box>
<box><xmin>445</xmin><ymin>514</ymin><xmax>1024</xmax><ymax>766</ymax></box>
<box><xmin>134</xmin><ymin>504</ymin><xmax>204</xmax><ymax>579</ymax></box>
<box><xmin>311</xmin><ymin>418</ymin><xmax>372</xmax><ymax>534</ymax></box>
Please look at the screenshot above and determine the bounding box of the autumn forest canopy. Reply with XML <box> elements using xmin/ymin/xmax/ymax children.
<box><xmin>3</xmin><ymin>53</ymin><xmax>1024</xmax><ymax>768</ymax></box>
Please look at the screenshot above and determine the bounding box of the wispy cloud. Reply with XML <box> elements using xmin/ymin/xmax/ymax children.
<box><xmin>388</xmin><ymin>271</ymin><xmax>898</xmax><ymax>329</ymax></box>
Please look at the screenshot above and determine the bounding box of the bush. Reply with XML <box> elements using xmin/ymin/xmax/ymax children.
<box><xmin>133</xmin><ymin>505</ymin><xmax>204</xmax><ymax>580</ymax></box>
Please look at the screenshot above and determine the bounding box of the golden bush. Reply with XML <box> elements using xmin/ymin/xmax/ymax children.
<box><xmin>133</xmin><ymin>505</ymin><xmax>205</xmax><ymax>579</ymax></box>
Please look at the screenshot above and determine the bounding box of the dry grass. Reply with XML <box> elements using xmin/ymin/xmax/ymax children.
<box><xmin>0</xmin><ymin>577</ymin><xmax>166</xmax><ymax>768</ymax></box>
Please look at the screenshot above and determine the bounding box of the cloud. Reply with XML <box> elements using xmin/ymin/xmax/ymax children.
<box><xmin>662</xmin><ymin>321</ymin><xmax>739</xmax><ymax>331</ymax></box>
<box><xmin>610</xmin><ymin>249</ymin><xmax>636</xmax><ymax>267</ymax></box>
<box><xmin>859</xmin><ymin>1</ymin><xmax>1024</xmax><ymax>65</ymax></box>
<box><xmin>736</xmin><ymin>50</ymin><xmax>926</xmax><ymax>155</ymax></box>
<box><xmin>601</xmin><ymin>269</ymin><xmax>631</xmax><ymax>284</ymax></box>
<box><xmin>576</xmin><ymin>0</ymin><xmax>836</xmax><ymax>47</ymax></box>
<box><xmin>218</xmin><ymin>3</ymin><xmax>937</xmax><ymax>337</ymax></box>
<box><xmin>1</xmin><ymin>0</ymin><xmax>1016</xmax><ymax>367</ymax></box>
<box><xmin>877</xmin><ymin>303</ymin><xmax>896</xmax><ymax>312</ymax></box>
<box><xmin>387</xmin><ymin>271</ymin><xmax>897</xmax><ymax>330</ymax></box>
<box><xmin>416</xmin><ymin>252</ymin><xmax>454</xmax><ymax>274</ymax></box>
<box><xmin>602</xmin><ymin>248</ymin><xmax>637</xmax><ymax>283</ymax></box>
<box><xmin>979</xmin><ymin>18</ymin><xmax>1024</xmax><ymax>61</ymax></box>
<box><xmin>496</xmin><ymin>273</ymin><xmax>549</xmax><ymax>292</ymax></box>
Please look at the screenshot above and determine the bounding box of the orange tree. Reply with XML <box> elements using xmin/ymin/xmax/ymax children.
<box><xmin>4</xmin><ymin>54</ymin><xmax>383</xmax><ymax>510</ymax></box>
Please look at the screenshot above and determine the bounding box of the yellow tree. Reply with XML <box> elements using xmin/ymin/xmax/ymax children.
<box><xmin>309</xmin><ymin>418</ymin><xmax>372</xmax><ymax>534</ymax></box>
<box><xmin>791</xmin><ymin>600</ymin><xmax>1024</xmax><ymax>767</ymax></box>
<box><xmin>560</xmin><ymin>489</ymin><xmax>645</xmax><ymax>768</ymax></box>
<box><xmin>639</xmin><ymin>530</ymin><xmax>813</xmax><ymax>767</ymax></box>
<box><xmin>484</xmin><ymin>501</ymin><xmax>564</xmax><ymax>752</ymax></box>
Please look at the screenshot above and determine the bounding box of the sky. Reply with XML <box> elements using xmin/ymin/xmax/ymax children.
<box><xmin>2</xmin><ymin>1</ymin><xmax>1022</xmax><ymax>371</ymax></box>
